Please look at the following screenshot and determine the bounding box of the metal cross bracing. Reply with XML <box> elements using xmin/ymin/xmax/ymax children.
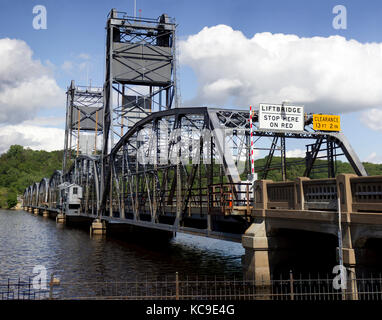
<box><xmin>249</xmin><ymin>112</ymin><xmax>367</xmax><ymax>179</ymax></box>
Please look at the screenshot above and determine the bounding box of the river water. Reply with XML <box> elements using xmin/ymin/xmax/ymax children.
<box><xmin>0</xmin><ymin>209</ymin><xmax>244</xmax><ymax>287</ymax></box>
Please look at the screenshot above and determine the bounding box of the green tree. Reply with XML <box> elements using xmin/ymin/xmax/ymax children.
<box><xmin>6</xmin><ymin>192</ymin><xmax>17</xmax><ymax>209</ymax></box>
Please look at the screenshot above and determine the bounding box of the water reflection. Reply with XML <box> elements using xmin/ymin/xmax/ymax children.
<box><xmin>0</xmin><ymin>210</ymin><xmax>244</xmax><ymax>284</ymax></box>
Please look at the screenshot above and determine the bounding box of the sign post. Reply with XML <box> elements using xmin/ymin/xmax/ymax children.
<box><xmin>249</xmin><ymin>105</ymin><xmax>255</xmax><ymax>179</ymax></box>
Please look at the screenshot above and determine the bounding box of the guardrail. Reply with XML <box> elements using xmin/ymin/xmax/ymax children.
<box><xmin>254</xmin><ymin>174</ymin><xmax>382</xmax><ymax>213</ymax></box>
<box><xmin>209</xmin><ymin>183</ymin><xmax>252</xmax><ymax>215</ymax></box>
<box><xmin>351</xmin><ymin>176</ymin><xmax>382</xmax><ymax>213</ymax></box>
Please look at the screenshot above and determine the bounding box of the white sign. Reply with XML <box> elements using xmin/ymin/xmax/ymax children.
<box><xmin>259</xmin><ymin>103</ymin><xmax>304</xmax><ymax>132</ymax></box>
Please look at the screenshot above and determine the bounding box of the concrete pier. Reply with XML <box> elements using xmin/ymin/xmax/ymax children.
<box><xmin>242</xmin><ymin>220</ymin><xmax>272</xmax><ymax>283</ymax></box>
<box><xmin>90</xmin><ymin>219</ymin><xmax>106</xmax><ymax>235</ymax></box>
<box><xmin>242</xmin><ymin>220</ymin><xmax>273</xmax><ymax>299</ymax></box>
<box><xmin>56</xmin><ymin>213</ymin><xmax>66</xmax><ymax>224</ymax></box>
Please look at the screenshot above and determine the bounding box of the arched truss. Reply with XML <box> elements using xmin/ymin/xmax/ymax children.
<box><xmin>97</xmin><ymin>107</ymin><xmax>367</xmax><ymax>237</ymax></box>
<box><xmin>37</xmin><ymin>178</ymin><xmax>49</xmax><ymax>207</ymax></box>
<box><xmin>31</xmin><ymin>182</ymin><xmax>39</xmax><ymax>207</ymax></box>
<box><xmin>23</xmin><ymin>156</ymin><xmax>100</xmax><ymax>214</ymax></box>
<box><xmin>64</xmin><ymin>155</ymin><xmax>100</xmax><ymax>215</ymax></box>
<box><xmin>23</xmin><ymin>186</ymin><xmax>33</xmax><ymax>207</ymax></box>
<box><xmin>48</xmin><ymin>170</ymin><xmax>63</xmax><ymax>209</ymax></box>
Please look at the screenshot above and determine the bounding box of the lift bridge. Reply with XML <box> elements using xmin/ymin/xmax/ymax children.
<box><xmin>21</xmin><ymin>11</ymin><xmax>382</xmax><ymax>287</ymax></box>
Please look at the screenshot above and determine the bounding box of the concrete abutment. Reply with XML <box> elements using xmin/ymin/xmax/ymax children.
<box><xmin>241</xmin><ymin>219</ymin><xmax>361</xmax><ymax>299</ymax></box>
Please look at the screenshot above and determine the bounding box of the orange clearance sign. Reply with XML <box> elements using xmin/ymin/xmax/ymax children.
<box><xmin>313</xmin><ymin>114</ymin><xmax>340</xmax><ymax>131</ymax></box>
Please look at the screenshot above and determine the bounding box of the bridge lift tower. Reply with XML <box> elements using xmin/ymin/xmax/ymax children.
<box><xmin>101</xmin><ymin>9</ymin><xmax>177</xmax><ymax>209</ymax></box>
<box><xmin>63</xmin><ymin>80</ymin><xmax>104</xmax><ymax>173</ymax></box>
<box><xmin>102</xmin><ymin>9</ymin><xmax>177</xmax><ymax>155</ymax></box>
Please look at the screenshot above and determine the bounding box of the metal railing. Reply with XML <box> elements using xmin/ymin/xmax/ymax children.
<box><xmin>3</xmin><ymin>273</ymin><xmax>382</xmax><ymax>300</ymax></box>
<box><xmin>303</xmin><ymin>178</ymin><xmax>338</xmax><ymax>210</ymax></box>
<box><xmin>209</xmin><ymin>183</ymin><xmax>252</xmax><ymax>215</ymax></box>
<box><xmin>0</xmin><ymin>278</ymin><xmax>50</xmax><ymax>300</ymax></box>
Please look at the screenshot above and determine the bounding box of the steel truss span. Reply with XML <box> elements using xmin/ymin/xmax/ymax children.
<box><xmin>98</xmin><ymin>107</ymin><xmax>366</xmax><ymax>240</ymax></box>
<box><xmin>23</xmin><ymin>106</ymin><xmax>367</xmax><ymax>241</ymax></box>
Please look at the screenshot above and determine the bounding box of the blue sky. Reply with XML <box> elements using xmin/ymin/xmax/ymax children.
<box><xmin>0</xmin><ymin>0</ymin><xmax>381</xmax><ymax>163</ymax></box>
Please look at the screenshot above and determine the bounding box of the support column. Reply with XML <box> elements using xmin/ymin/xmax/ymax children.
<box><xmin>340</xmin><ymin>224</ymin><xmax>358</xmax><ymax>300</ymax></box>
<box><xmin>336</xmin><ymin>173</ymin><xmax>358</xmax><ymax>300</ymax></box>
<box><xmin>253</xmin><ymin>180</ymin><xmax>272</xmax><ymax>212</ymax></box>
<box><xmin>336</xmin><ymin>173</ymin><xmax>356</xmax><ymax>215</ymax></box>
<box><xmin>242</xmin><ymin>220</ymin><xmax>272</xmax><ymax>298</ymax></box>
<box><xmin>295</xmin><ymin>177</ymin><xmax>310</xmax><ymax>210</ymax></box>
<box><xmin>33</xmin><ymin>208</ymin><xmax>39</xmax><ymax>215</ymax></box>
<box><xmin>43</xmin><ymin>210</ymin><xmax>49</xmax><ymax>218</ymax></box>
<box><xmin>90</xmin><ymin>219</ymin><xmax>106</xmax><ymax>235</ymax></box>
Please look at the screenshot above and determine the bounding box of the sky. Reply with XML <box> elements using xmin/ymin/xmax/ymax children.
<box><xmin>0</xmin><ymin>0</ymin><xmax>381</xmax><ymax>164</ymax></box>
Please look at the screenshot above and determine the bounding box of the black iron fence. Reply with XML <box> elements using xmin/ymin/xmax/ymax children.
<box><xmin>0</xmin><ymin>278</ymin><xmax>50</xmax><ymax>300</ymax></box>
<box><xmin>1</xmin><ymin>273</ymin><xmax>382</xmax><ymax>300</ymax></box>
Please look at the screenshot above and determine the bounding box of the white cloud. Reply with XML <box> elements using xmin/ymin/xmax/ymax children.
<box><xmin>21</xmin><ymin>116</ymin><xmax>65</xmax><ymax>128</ymax></box>
<box><xmin>180</xmin><ymin>25</ymin><xmax>382</xmax><ymax>113</ymax></box>
<box><xmin>286</xmin><ymin>148</ymin><xmax>306</xmax><ymax>158</ymax></box>
<box><xmin>360</xmin><ymin>108</ymin><xmax>382</xmax><ymax>132</ymax></box>
<box><xmin>61</xmin><ymin>61</ymin><xmax>73</xmax><ymax>72</ymax></box>
<box><xmin>78</xmin><ymin>53</ymin><xmax>91</xmax><ymax>60</ymax></box>
<box><xmin>0</xmin><ymin>124</ymin><xmax>64</xmax><ymax>154</ymax></box>
<box><xmin>79</xmin><ymin>61</ymin><xmax>89</xmax><ymax>71</ymax></box>
<box><xmin>0</xmin><ymin>38</ymin><xmax>64</xmax><ymax>124</ymax></box>
<box><xmin>365</xmin><ymin>152</ymin><xmax>382</xmax><ymax>164</ymax></box>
